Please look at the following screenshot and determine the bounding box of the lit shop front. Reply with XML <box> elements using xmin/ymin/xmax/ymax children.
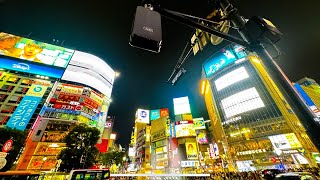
<box><xmin>201</xmin><ymin>44</ymin><xmax>318</xmax><ymax>170</ymax></box>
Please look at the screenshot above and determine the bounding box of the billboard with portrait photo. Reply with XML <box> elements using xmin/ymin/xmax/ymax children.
<box><xmin>0</xmin><ymin>32</ymin><xmax>74</xmax><ymax>68</ymax></box>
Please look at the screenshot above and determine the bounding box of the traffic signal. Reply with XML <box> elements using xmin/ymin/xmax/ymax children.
<box><xmin>129</xmin><ymin>6</ymin><xmax>162</xmax><ymax>53</ymax></box>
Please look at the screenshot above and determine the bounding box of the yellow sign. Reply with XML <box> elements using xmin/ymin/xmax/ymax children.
<box><xmin>185</xmin><ymin>142</ymin><xmax>198</xmax><ymax>160</ymax></box>
<box><xmin>285</xmin><ymin>133</ymin><xmax>302</xmax><ymax>148</ymax></box>
<box><xmin>26</xmin><ymin>84</ymin><xmax>48</xmax><ymax>97</ymax></box>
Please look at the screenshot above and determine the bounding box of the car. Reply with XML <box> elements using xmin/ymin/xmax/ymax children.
<box><xmin>261</xmin><ymin>169</ymin><xmax>283</xmax><ymax>179</ymax></box>
<box><xmin>275</xmin><ymin>172</ymin><xmax>318</xmax><ymax>180</ymax></box>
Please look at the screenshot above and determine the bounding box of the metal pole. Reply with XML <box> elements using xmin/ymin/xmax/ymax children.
<box><xmin>218</xmin><ymin>0</ymin><xmax>320</xmax><ymax>151</ymax></box>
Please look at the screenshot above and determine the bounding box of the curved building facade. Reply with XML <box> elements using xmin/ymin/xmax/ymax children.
<box><xmin>0</xmin><ymin>32</ymin><xmax>115</xmax><ymax>171</ymax></box>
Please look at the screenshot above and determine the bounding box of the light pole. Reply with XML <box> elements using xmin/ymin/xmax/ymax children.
<box><xmin>136</xmin><ymin>0</ymin><xmax>320</xmax><ymax>151</ymax></box>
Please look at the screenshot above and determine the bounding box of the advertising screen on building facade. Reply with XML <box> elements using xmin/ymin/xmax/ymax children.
<box><xmin>203</xmin><ymin>44</ymin><xmax>247</xmax><ymax>78</ymax></box>
<box><xmin>135</xmin><ymin>109</ymin><xmax>150</xmax><ymax>124</ymax></box>
<box><xmin>175</xmin><ymin>121</ymin><xmax>196</xmax><ymax>138</ymax></box>
<box><xmin>209</xmin><ymin>61</ymin><xmax>282</xmax><ymax>125</ymax></box>
<box><xmin>61</xmin><ymin>51</ymin><xmax>115</xmax><ymax>98</ymax></box>
<box><xmin>173</xmin><ymin>96</ymin><xmax>191</xmax><ymax>115</ymax></box>
<box><xmin>0</xmin><ymin>32</ymin><xmax>74</xmax><ymax>68</ymax></box>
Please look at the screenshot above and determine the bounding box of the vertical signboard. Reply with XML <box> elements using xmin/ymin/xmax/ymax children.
<box><xmin>6</xmin><ymin>81</ymin><xmax>49</xmax><ymax>130</ymax></box>
<box><xmin>185</xmin><ymin>142</ymin><xmax>198</xmax><ymax>160</ymax></box>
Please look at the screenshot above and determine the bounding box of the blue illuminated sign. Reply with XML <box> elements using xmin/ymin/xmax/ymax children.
<box><xmin>294</xmin><ymin>83</ymin><xmax>315</xmax><ymax>107</ymax></box>
<box><xmin>150</xmin><ymin>109</ymin><xmax>160</xmax><ymax>120</ymax></box>
<box><xmin>0</xmin><ymin>57</ymin><xmax>65</xmax><ymax>78</ymax></box>
<box><xmin>203</xmin><ymin>45</ymin><xmax>247</xmax><ymax>78</ymax></box>
<box><xmin>6</xmin><ymin>96</ymin><xmax>42</xmax><ymax>131</ymax></box>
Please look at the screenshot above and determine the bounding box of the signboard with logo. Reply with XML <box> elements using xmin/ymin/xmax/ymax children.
<box><xmin>2</xmin><ymin>140</ymin><xmax>13</xmax><ymax>153</ymax></box>
<box><xmin>160</xmin><ymin>108</ymin><xmax>169</xmax><ymax>117</ymax></box>
<box><xmin>150</xmin><ymin>109</ymin><xmax>160</xmax><ymax>120</ymax></box>
<box><xmin>0</xmin><ymin>32</ymin><xmax>74</xmax><ymax>68</ymax></box>
<box><xmin>0</xmin><ymin>57</ymin><xmax>65</xmax><ymax>78</ymax></box>
<box><xmin>185</xmin><ymin>142</ymin><xmax>198</xmax><ymax>160</ymax></box>
<box><xmin>196</xmin><ymin>130</ymin><xmax>208</xmax><ymax>144</ymax></box>
<box><xmin>203</xmin><ymin>44</ymin><xmax>247</xmax><ymax>78</ymax></box>
<box><xmin>268</xmin><ymin>133</ymin><xmax>302</xmax><ymax>150</ymax></box>
<box><xmin>193</xmin><ymin>118</ymin><xmax>205</xmax><ymax>130</ymax></box>
<box><xmin>135</xmin><ymin>109</ymin><xmax>150</xmax><ymax>124</ymax></box>
<box><xmin>180</xmin><ymin>161</ymin><xmax>199</xmax><ymax>167</ymax></box>
<box><xmin>175</xmin><ymin>121</ymin><xmax>196</xmax><ymax>138</ymax></box>
<box><xmin>6</xmin><ymin>82</ymin><xmax>49</xmax><ymax>130</ymax></box>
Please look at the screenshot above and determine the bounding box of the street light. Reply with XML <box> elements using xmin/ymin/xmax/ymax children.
<box><xmin>115</xmin><ymin>71</ymin><xmax>120</xmax><ymax>78</ymax></box>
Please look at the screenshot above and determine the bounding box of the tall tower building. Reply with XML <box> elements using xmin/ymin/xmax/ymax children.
<box><xmin>201</xmin><ymin>44</ymin><xmax>318</xmax><ymax>171</ymax></box>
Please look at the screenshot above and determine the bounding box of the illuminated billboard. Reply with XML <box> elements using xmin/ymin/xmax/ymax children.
<box><xmin>209</xmin><ymin>60</ymin><xmax>282</xmax><ymax>125</ymax></box>
<box><xmin>0</xmin><ymin>57</ymin><xmax>65</xmax><ymax>78</ymax></box>
<box><xmin>214</xmin><ymin>66</ymin><xmax>249</xmax><ymax>91</ymax></box>
<box><xmin>62</xmin><ymin>51</ymin><xmax>115</xmax><ymax>98</ymax></box>
<box><xmin>135</xmin><ymin>109</ymin><xmax>150</xmax><ymax>124</ymax></box>
<box><xmin>268</xmin><ymin>133</ymin><xmax>302</xmax><ymax>150</ymax></box>
<box><xmin>6</xmin><ymin>80</ymin><xmax>50</xmax><ymax>130</ymax></box>
<box><xmin>203</xmin><ymin>44</ymin><xmax>247</xmax><ymax>78</ymax></box>
<box><xmin>160</xmin><ymin>108</ymin><xmax>169</xmax><ymax>117</ymax></box>
<box><xmin>0</xmin><ymin>32</ymin><xmax>74</xmax><ymax>68</ymax></box>
<box><xmin>185</xmin><ymin>142</ymin><xmax>198</xmax><ymax>160</ymax></box>
<box><xmin>150</xmin><ymin>109</ymin><xmax>160</xmax><ymax>120</ymax></box>
<box><xmin>196</xmin><ymin>130</ymin><xmax>208</xmax><ymax>144</ymax></box>
<box><xmin>128</xmin><ymin>147</ymin><xmax>136</xmax><ymax>157</ymax></box>
<box><xmin>193</xmin><ymin>118</ymin><xmax>205</xmax><ymax>130</ymax></box>
<box><xmin>221</xmin><ymin>87</ymin><xmax>265</xmax><ymax>118</ymax></box>
<box><xmin>294</xmin><ymin>83</ymin><xmax>320</xmax><ymax>117</ymax></box>
<box><xmin>173</xmin><ymin>96</ymin><xmax>191</xmax><ymax>115</ymax></box>
<box><xmin>175</xmin><ymin>121</ymin><xmax>196</xmax><ymax>138</ymax></box>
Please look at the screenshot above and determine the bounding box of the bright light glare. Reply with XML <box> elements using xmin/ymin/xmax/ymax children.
<box><xmin>115</xmin><ymin>71</ymin><xmax>120</xmax><ymax>78</ymax></box>
<box><xmin>201</xmin><ymin>80</ymin><xmax>206</xmax><ymax>95</ymax></box>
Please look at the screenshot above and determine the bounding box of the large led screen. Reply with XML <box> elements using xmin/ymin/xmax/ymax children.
<box><xmin>221</xmin><ymin>87</ymin><xmax>265</xmax><ymax>118</ymax></box>
<box><xmin>0</xmin><ymin>32</ymin><xmax>74</xmax><ymax>68</ymax></box>
<box><xmin>209</xmin><ymin>61</ymin><xmax>282</xmax><ymax>125</ymax></box>
<box><xmin>173</xmin><ymin>96</ymin><xmax>191</xmax><ymax>115</ymax></box>
<box><xmin>62</xmin><ymin>51</ymin><xmax>115</xmax><ymax>98</ymax></box>
<box><xmin>214</xmin><ymin>66</ymin><xmax>249</xmax><ymax>91</ymax></box>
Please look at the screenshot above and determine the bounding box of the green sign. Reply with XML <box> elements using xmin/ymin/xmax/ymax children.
<box><xmin>312</xmin><ymin>153</ymin><xmax>320</xmax><ymax>163</ymax></box>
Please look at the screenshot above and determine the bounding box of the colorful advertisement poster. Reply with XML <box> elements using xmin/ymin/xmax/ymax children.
<box><xmin>268</xmin><ymin>133</ymin><xmax>302</xmax><ymax>150</ymax></box>
<box><xmin>193</xmin><ymin>118</ymin><xmax>205</xmax><ymax>130</ymax></box>
<box><xmin>185</xmin><ymin>142</ymin><xmax>198</xmax><ymax>160</ymax></box>
<box><xmin>175</xmin><ymin>121</ymin><xmax>196</xmax><ymax>138</ymax></box>
<box><xmin>6</xmin><ymin>83</ymin><xmax>49</xmax><ymax>130</ymax></box>
<box><xmin>0</xmin><ymin>57</ymin><xmax>65</xmax><ymax>78</ymax></box>
<box><xmin>150</xmin><ymin>109</ymin><xmax>160</xmax><ymax>120</ymax></box>
<box><xmin>160</xmin><ymin>108</ymin><xmax>169</xmax><ymax>117</ymax></box>
<box><xmin>196</xmin><ymin>130</ymin><xmax>208</xmax><ymax>144</ymax></box>
<box><xmin>203</xmin><ymin>46</ymin><xmax>237</xmax><ymax>78</ymax></box>
<box><xmin>0</xmin><ymin>32</ymin><xmax>74</xmax><ymax>68</ymax></box>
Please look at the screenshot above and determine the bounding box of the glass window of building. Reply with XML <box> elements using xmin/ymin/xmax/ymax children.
<box><xmin>0</xmin><ymin>85</ymin><xmax>13</xmax><ymax>92</ymax></box>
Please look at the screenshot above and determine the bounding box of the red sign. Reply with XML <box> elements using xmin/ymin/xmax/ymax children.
<box><xmin>2</xmin><ymin>140</ymin><xmax>13</xmax><ymax>153</ymax></box>
<box><xmin>160</xmin><ymin>108</ymin><xmax>169</xmax><ymax>117</ymax></box>
<box><xmin>53</xmin><ymin>103</ymin><xmax>82</xmax><ymax>111</ymax></box>
<box><xmin>82</xmin><ymin>97</ymin><xmax>99</xmax><ymax>110</ymax></box>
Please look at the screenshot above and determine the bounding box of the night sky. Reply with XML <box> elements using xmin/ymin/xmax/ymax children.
<box><xmin>1</xmin><ymin>0</ymin><xmax>320</xmax><ymax>147</ymax></box>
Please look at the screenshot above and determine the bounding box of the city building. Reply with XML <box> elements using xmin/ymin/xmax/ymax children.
<box><xmin>200</xmin><ymin>44</ymin><xmax>319</xmax><ymax>171</ymax></box>
<box><xmin>0</xmin><ymin>32</ymin><xmax>116</xmax><ymax>171</ymax></box>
